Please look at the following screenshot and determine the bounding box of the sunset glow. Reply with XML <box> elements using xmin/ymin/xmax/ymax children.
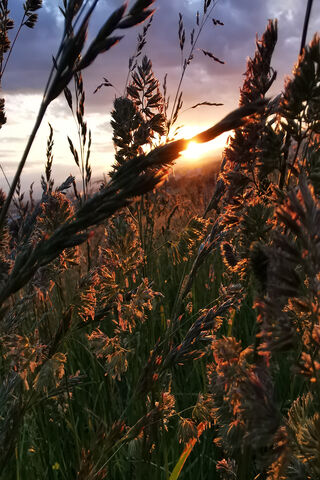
<box><xmin>182</xmin><ymin>141</ymin><xmax>202</xmax><ymax>161</ymax></box>
<box><xmin>179</xmin><ymin>127</ymin><xmax>231</xmax><ymax>164</ymax></box>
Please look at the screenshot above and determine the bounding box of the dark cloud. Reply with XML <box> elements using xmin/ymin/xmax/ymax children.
<box><xmin>4</xmin><ymin>0</ymin><xmax>320</xmax><ymax>107</ymax></box>
<box><xmin>3</xmin><ymin>1</ymin><xmax>61</xmax><ymax>90</ymax></box>
<box><xmin>1</xmin><ymin>0</ymin><xmax>320</xmax><ymax>191</ymax></box>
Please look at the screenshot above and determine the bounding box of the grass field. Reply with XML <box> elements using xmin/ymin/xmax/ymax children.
<box><xmin>0</xmin><ymin>1</ymin><xmax>320</xmax><ymax>479</ymax></box>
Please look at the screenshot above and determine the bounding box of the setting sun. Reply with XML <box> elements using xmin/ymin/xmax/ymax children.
<box><xmin>179</xmin><ymin>126</ymin><xmax>232</xmax><ymax>164</ymax></box>
<box><xmin>182</xmin><ymin>141</ymin><xmax>202</xmax><ymax>160</ymax></box>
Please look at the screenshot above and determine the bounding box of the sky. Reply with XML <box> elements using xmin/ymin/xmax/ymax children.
<box><xmin>1</xmin><ymin>0</ymin><xmax>320</xmax><ymax>193</ymax></box>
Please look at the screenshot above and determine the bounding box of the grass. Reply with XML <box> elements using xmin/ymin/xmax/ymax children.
<box><xmin>0</xmin><ymin>1</ymin><xmax>320</xmax><ymax>479</ymax></box>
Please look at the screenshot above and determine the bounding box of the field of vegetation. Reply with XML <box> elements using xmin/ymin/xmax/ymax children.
<box><xmin>0</xmin><ymin>0</ymin><xmax>320</xmax><ymax>479</ymax></box>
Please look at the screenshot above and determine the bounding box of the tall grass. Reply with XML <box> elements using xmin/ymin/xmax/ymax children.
<box><xmin>0</xmin><ymin>1</ymin><xmax>320</xmax><ymax>479</ymax></box>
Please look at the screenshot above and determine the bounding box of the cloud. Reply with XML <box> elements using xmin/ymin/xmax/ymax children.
<box><xmin>1</xmin><ymin>0</ymin><xmax>320</xmax><ymax>191</ymax></box>
<box><xmin>3</xmin><ymin>0</ymin><xmax>318</xmax><ymax>104</ymax></box>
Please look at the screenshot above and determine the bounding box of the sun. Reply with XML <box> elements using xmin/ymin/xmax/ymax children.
<box><xmin>182</xmin><ymin>141</ymin><xmax>203</xmax><ymax>160</ymax></box>
<box><xmin>178</xmin><ymin>126</ymin><xmax>231</xmax><ymax>164</ymax></box>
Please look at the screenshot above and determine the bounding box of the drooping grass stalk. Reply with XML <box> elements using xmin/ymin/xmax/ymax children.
<box><xmin>0</xmin><ymin>100</ymin><xmax>265</xmax><ymax>307</ymax></box>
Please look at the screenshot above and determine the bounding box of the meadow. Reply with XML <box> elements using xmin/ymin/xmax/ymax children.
<box><xmin>0</xmin><ymin>0</ymin><xmax>320</xmax><ymax>479</ymax></box>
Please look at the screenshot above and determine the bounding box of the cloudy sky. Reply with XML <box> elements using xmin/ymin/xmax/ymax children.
<box><xmin>1</xmin><ymin>0</ymin><xmax>320</xmax><ymax>192</ymax></box>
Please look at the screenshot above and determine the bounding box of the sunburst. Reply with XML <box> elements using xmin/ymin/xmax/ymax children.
<box><xmin>178</xmin><ymin>126</ymin><xmax>231</xmax><ymax>164</ymax></box>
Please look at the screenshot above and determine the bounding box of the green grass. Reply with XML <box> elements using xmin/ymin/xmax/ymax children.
<box><xmin>1</xmin><ymin>7</ymin><xmax>320</xmax><ymax>480</ymax></box>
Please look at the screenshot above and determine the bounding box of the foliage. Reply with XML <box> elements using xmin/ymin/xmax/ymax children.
<box><xmin>0</xmin><ymin>2</ymin><xmax>319</xmax><ymax>480</ymax></box>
